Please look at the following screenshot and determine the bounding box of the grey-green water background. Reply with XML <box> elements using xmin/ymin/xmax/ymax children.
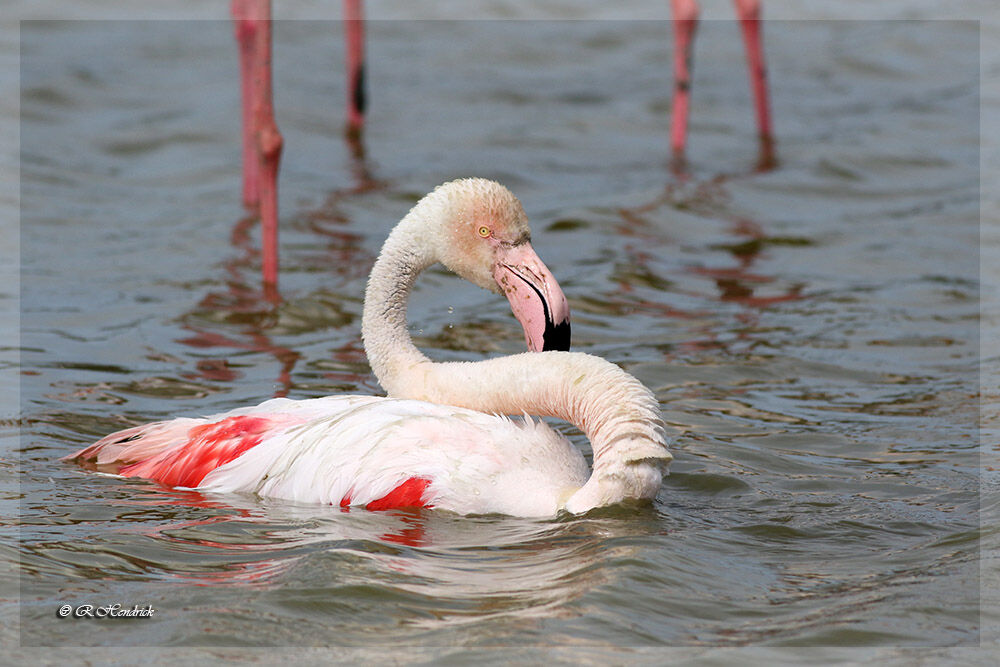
<box><xmin>5</xmin><ymin>1</ymin><xmax>1000</xmax><ymax>664</ymax></box>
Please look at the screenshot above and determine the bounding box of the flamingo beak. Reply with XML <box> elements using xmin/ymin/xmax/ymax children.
<box><xmin>493</xmin><ymin>243</ymin><xmax>571</xmax><ymax>352</ymax></box>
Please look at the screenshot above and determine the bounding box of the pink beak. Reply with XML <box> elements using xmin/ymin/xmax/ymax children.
<box><xmin>492</xmin><ymin>243</ymin><xmax>571</xmax><ymax>352</ymax></box>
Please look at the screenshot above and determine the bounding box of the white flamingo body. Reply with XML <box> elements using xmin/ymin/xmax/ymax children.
<box><xmin>82</xmin><ymin>394</ymin><xmax>588</xmax><ymax>517</ymax></box>
<box><xmin>215</xmin><ymin>398</ymin><xmax>588</xmax><ymax>516</ymax></box>
<box><xmin>67</xmin><ymin>179</ymin><xmax>671</xmax><ymax>516</ymax></box>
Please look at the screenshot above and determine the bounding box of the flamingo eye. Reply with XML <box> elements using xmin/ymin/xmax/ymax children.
<box><xmin>478</xmin><ymin>226</ymin><xmax>491</xmax><ymax>238</ymax></box>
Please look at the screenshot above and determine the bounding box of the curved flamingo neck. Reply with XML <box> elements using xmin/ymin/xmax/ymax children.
<box><xmin>360</xmin><ymin>191</ymin><xmax>671</xmax><ymax>512</ymax></box>
<box><xmin>361</xmin><ymin>208</ymin><xmax>436</xmax><ymax>394</ymax></box>
<box><xmin>417</xmin><ymin>353</ymin><xmax>670</xmax><ymax>510</ymax></box>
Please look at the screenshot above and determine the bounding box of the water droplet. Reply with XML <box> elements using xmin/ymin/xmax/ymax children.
<box><xmin>447</xmin><ymin>306</ymin><xmax>454</xmax><ymax>314</ymax></box>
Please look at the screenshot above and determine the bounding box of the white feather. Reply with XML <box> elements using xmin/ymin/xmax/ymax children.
<box><xmin>194</xmin><ymin>396</ymin><xmax>589</xmax><ymax>517</ymax></box>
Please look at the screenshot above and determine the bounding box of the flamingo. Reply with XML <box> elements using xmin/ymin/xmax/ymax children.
<box><xmin>64</xmin><ymin>179</ymin><xmax>672</xmax><ymax>517</ymax></box>
<box><xmin>670</xmin><ymin>0</ymin><xmax>774</xmax><ymax>164</ymax></box>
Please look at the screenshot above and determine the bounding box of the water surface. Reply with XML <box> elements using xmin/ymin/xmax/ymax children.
<box><xmin>10</xmin><ymin>13</ymin><xmax>984</xmax><ymax>656</ymax></box>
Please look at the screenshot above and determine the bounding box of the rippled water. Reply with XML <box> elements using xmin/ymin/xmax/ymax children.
<box><xmin>9</xmin><ymin>10</ymin><xmax>988</xmax><ymax>657</ymax></box>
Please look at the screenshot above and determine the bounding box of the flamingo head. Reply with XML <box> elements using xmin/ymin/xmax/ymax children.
<box><xmin>432</xmin><ymin>178</ymin><xmax>571</xmax><ymax>352</ymax></box>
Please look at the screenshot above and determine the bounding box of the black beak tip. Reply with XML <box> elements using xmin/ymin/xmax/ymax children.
<box><xmin>542</xmin><ymin>319</ymin><xmax>571</xmax><ymax>352</ymax></box>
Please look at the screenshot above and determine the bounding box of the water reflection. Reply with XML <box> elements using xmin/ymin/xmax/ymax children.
<box><xmin>177</xmin><ymin>226</ymin><xmax>303</xmax><ymax>396</ymax></box>
<box><xmin>50</xmin><ymin>481</ymin><xmax>662</xmax><ymax>629</ymax></box>
<box><xmin>613</xmin><ymin>173</ymin><xmax>809</xmax><ymax>362</ymax></box>
<box><xmin>699</xmin><ymin>215</ymin><xmax>807</xmax><ymax>309</ymax></box>
<box><xmin>295</xmin><ymin>131</ymin><xmax>383</xmax><ymax>287</ymax></box>
<box><xmin>176</xmin><ymin>132</ymin><xmax>384</xmax><ymax>399</ymax></box>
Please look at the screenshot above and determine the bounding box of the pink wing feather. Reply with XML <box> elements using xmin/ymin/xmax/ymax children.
<box><xmin>64</xmin><ymin>407</ymin><xmax>435</xmax><ymax>510</ymax></box>
<box><xmin>63</xmin><ymin>415</ymin><xmax>291</xmax><ymax>488</ymax></box>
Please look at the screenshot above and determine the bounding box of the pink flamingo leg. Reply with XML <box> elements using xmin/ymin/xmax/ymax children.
<box><xmin>232</xmin><ymin>0</ymin><xmax>260</xmax><ymax>208</ymax></box>
<box><xmin>669</xmin><ymin>0</ymin><xmax>700</xmax><ymax>157</ymax></box>
<box><xmin>343</xmin><ymin>0</ymin><xmax>366</xmax><ymax>135</ymax></box>
<box><xmin>253</xmin><ymin>5</ymin><xmax>282</xmax><ymax>288</ymax></box>
<box><xmin>231</xmin><ymin>0</ymin><xmax>283</xmax><ymax>287</ymax></box>
<box><xmin>734</xmin><ymin>0</ymin><xmax>774</xmax><ymax>164</ymax></box>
